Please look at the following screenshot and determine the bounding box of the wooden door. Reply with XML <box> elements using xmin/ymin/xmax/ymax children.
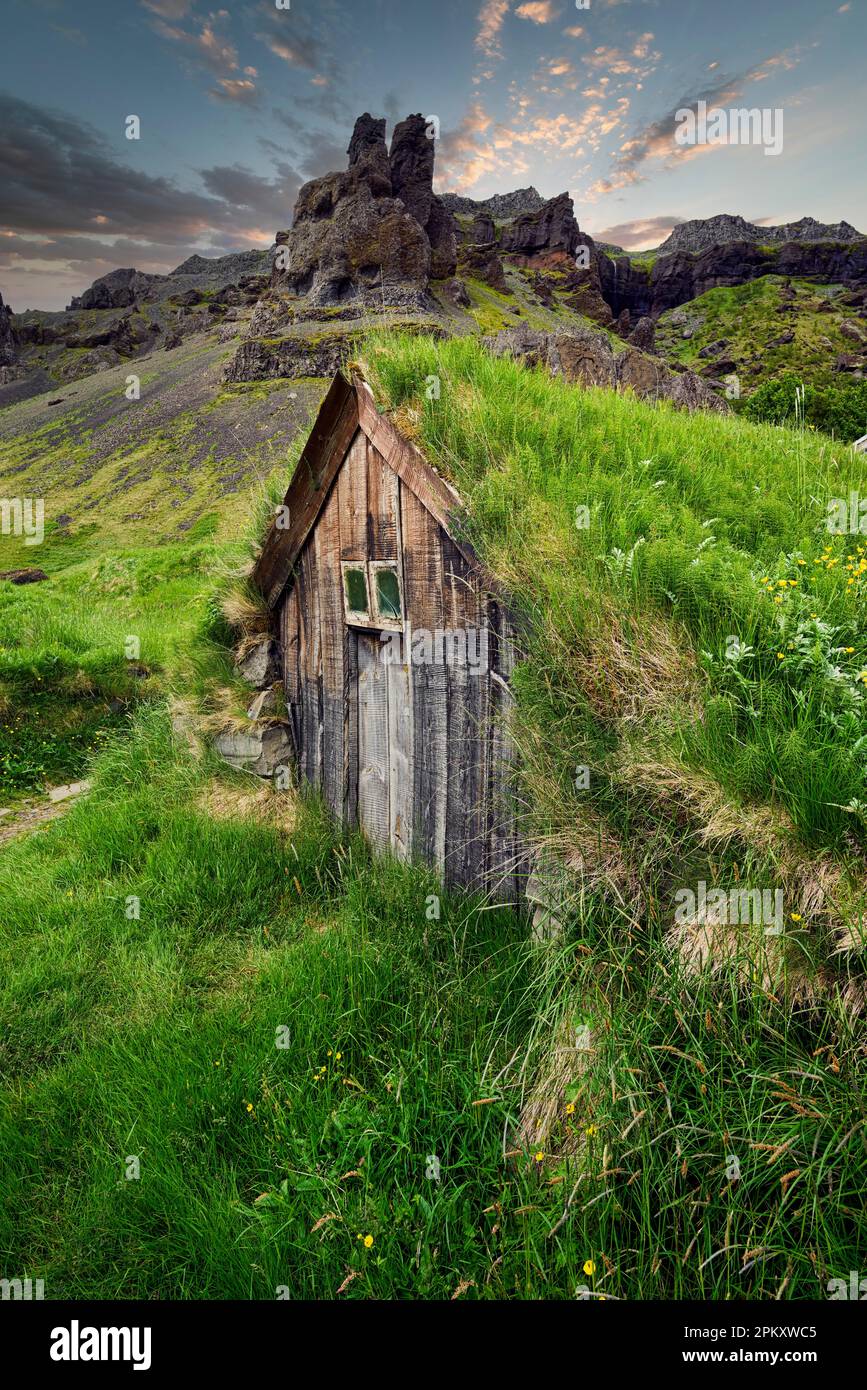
<box><xmin>356</xmin><ymin>631</ymin><xmax>412</xmax><ymax>860</ymax></box>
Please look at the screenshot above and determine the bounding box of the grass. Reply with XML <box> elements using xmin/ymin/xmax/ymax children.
<box><xmin>655</xmin><ymin>276</ymin><xmax>863</xmax><ymax>390</ymax></box>
<box><xmin>0</xmin><ymin>704</ymin><xmax>862</xmax><ymax>1299</ymax></box>
<box><xmin>360</xmin><ymin>332</ymin><xmax>867</xmax><ymax>991</ymax></box>
<box><xmin>0</xmin><ymin>330</ymin><xmax>865</xmax><ymax>1300</ymax></box>
<box><xmin>0</xmin><ymin>543</ymin><xmax>214</xmax><ymax>795</ymax></box>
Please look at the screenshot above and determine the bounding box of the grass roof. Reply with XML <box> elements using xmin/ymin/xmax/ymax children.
<box><xmin>359</xmin><ymin>331</ymin><xmax>867</xmax><ymax>1001</ymax></box>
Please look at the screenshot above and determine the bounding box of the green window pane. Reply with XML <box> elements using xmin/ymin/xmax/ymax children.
<box><xmin>376</xmin><ymin>568</ymin><xmax>401</xmax><ymax>620</ymax></box>
<box><xmin>344</xmin><ymin>567</ymin><xmax>368</xmax><ymax>613</ymax></box>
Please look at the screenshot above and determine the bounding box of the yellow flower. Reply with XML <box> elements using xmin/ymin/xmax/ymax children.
<box><xmin>565</xmin><ymin>1102</ymin><xmax>576</xmax><ymax>1116</ymax></box>
<box><xmin>777</xmin><ymin>652</ymin><xmax>785</xmax><ymax>660</ymax></box>
<box><xmin>534</xmin><ymin>1150</ymin><xmax>545</xmax><ymax>1162</ymax></box>
<box><xmin>363</xmin><ymin>1234</ymin><xmax>374</xmax><ymax>1249</ymax></box>
<box><xmin>583</xmin><ymin>1259</ymin><xmax>595</xmax><ymax>1276</ymax></box>
<box><xmin>335</xmin><ymin>1052</ymin><xmax>342</xmax><ymax>1061</ymax></box>
<box><xmin>790</xmin><ymin>912</ymin><xmax>802</xmax><ymax>922</ymax></box>
<box><xmin>845</xmin><ymin>648</ymin><xmax>855</xmax><ymax>654</ymax></box>
<box><xmin>774</xmin><ymin>596</ymin><xmax>783</xmax><ymax>604</ymax></box>
<box><xmin>245</xmin><ymin>1102</ymin><xmax>254</xmax><ymax>1113</ymax></box>
<box><xmin>585</xmin><ymin>1125</ymin><xmax>597</xmax><ymax>1137</ymax></box>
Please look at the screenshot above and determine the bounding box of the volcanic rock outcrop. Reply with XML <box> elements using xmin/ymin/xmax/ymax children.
<box><xmin>270</xmin><ymin>112</ymin><xmax>455</xmax><ymax>310</ymax></box>
<box><xmin>658</xmin><ymin>214</ymin><xmax>863</xmax><ymax>256</ymax></box>
<box><xmin>499</xmin><ymin>193</ymin><xmax>580</xmax><ymax>258</ymax></box>
<box><xmin>388</xmin><ymin>114</ymin><xmax>457</xmax><ymax>278</ymax></box>
<box><xmin>441</xmin><ymin>188</ymin><xmax>547</xmax><ymax>220</ymax></box>
<box><xmin>0</xmin><ymin>292</ymin><xmax>17</xmax><ymax>368</ymax></box>
<box><xmin>487</xmin><ymin>323</ymin><xmax>729</xmax><ymax>414</ymax></box>
<box><xmin>69</xmin><ymin>268</ymin><xmax>160</xmax><ymax>311</ymax></box>
<box><xmin>599</xmin><ymin>237</ymin><xmax>867</xmax><ymax>320</ymax></box>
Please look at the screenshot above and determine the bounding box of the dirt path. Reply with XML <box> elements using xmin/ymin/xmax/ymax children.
<box><xmin>0</xmin><ymin>781</ymin><xmax>91</xmax><ymax>848</ymax></box>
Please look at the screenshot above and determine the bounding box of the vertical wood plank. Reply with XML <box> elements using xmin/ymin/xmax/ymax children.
<box><xmin>387</xmin><ymin>457</ymin><xmax>412</xmax><ymax>861</ymax></box>
<box><xmin>386</xmin><ymin>633</ymin><xmax>412</xmax><ymax>860</ymax></box>
<box><xmin>343</xmin><ymin>626</ymin><xmax>359</xmax><ymax>828</ymax></box>
<box><xmin>366</xmin><ymin>442</ymin><xmax>400</xmax><ymax>560</ymax></box>
<box><xmin>299</xmin><ymin>538</ymin><xmax>323</xmax><ymax>790</ymax></box>
<box><xmin>357</xmin><ymin>632</ymin><xmax>390</xmax><ymax>850</ymax></box>
<box><xmin>336</xmin><ymin>431</ymin><xmax>368</xmax><ymax>828</ymax></box>
<box><xmin>487</xmin><ymin>603</ymin><xmax>521</xmax><ymax>906</ymax></box>
<box><xmin>400</xmin><ymin>484</ymin><xmax>447</xmax><ymax>877</ymax></box>
<box><xmin>314</xmin><ymin>479</ymin><xmax>345</xmax><ymax>821</ymax></box>
<box><xmin>338</xmin><ymin>429</ymin><xmax>369</xmax><ymax>560</ymax></box>
<box><xmin>280</xmin><ymin>585</ymin><xmax>302</xmax><ymax>764</ymax></box>
<box><xmin>442</xmin><ymin>536</ymin><xmax>487</xmax><ymax>895</ymax></box>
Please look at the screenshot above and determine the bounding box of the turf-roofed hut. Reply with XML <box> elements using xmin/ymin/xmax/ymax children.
<box><xmin>252</xmin><ymin>370</ymin><xmax>524</xmax><ymax>904</ymax></box>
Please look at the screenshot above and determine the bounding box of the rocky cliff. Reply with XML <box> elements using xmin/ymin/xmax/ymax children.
<box><xmin>658</xmin><ymin>214</ymin><xmax>863</xmax><ymax>255</ymax></box>
<box><xmin>16</xmin><ymin>114</ymin><xmax>861</xmax><ymax>414</ymax></box>
<box><xmin>269</xmin><ymin>112</ymin><xmax>455</xmax><ymax>310</ymax></box>
<box><xmin>0</xmin><ymin>292</ymin><xmax>17</xmax><ymax>370</ymax></box>
<box><xmin>599</xmin><ymin>237</ymin><xmax>867</xmax><ymax>321</ymax></box>
<box><xmin>487</xmin><ymin>323</ymin><xmax>728</xmax><ymax>414</ymax></box>
<box><xmin>440</xmin><ymin>187</ymin><xmax>547</xmax><ymax>220</ymax></box>
<box><xmin>68</xmin><ymin>250</ymin><xmax>271</xmax><ymax>311</ymax></box>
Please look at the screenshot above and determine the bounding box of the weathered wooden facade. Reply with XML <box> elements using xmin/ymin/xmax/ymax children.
<box><xmin>252</xmin><ymin>372</ymin><xmax>523</xmax><ymax>904</ymax></box>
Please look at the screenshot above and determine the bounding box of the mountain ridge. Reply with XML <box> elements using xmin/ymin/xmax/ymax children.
<box><xmin>657</xmin><ymin>213</ymin><xmax>863</xmax><ymax>255</ymax></box>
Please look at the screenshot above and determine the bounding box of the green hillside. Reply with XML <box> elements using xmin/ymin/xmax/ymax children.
<box><xmin>655</xmin><ymin>275</ymin><xmax>867</xmax><ymax>394</ymax></box>
<box><xmin>1</xmin><ymin>334</ymin><xmax>864</xmax><ymax>1300</ymax></box>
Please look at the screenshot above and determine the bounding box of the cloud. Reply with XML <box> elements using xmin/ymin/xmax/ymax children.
<box><xmin>515</xmin><ymin>1</ymin><xmax>558</xmax><ymax>21</ymax></box>
<box><xmin>585</xmin><ymin>51</ymin><xmax>805</xmax><ymax>196</ymax></box>
<box><xmin>589</xmin><ymin>215</ymin><xmax>685</xmax><ymax>250</ymax></box>
<box><xmin>140</xmin><ymin>0</ymin><xmax>194</xmax><ymax>17</ymax></box>
<box><xmin>198</xmin><ymin>161</ymin><xmax>302</xmax><ymax>228</ymax></box>
<box><xmin>435</xmin><ymin>102</ymin><xmax>507</xmax><ymax>192</ymax></box>
<box><xmin>149</xmin><ymin>13</ymin><xmax>240</xmax><ymax>77</ymax></box>
<box><xmin>581</xmin><ymin>42</ymin><xmax>659</xmax><ymax>77</ymax></box>
<box><xmin>475</xmin><ymin>0</ymin><xmax>510</xmax><ymax>59</ymax></box>
<box><xmin>0</xmin><ymin>92</ymin><xmax>302</xmax><ymax>307</ymax></box>
<box><xmin>437</xmin><ymin>96</ymin><xmax>633</xmax><ymax>193</ymax></box>
<box><xmin>260</xmin><ymin>35</ymin><xmax>316</xmax><ymax>67</ymax></box>
<box><xmin>0</xmin><ymin>94</ymin><xmax>216</xmax><ymax>241</ymax></box>
<box><xmin>296</xmin><ymin>130</ymin><xmax>351</xmax><ymax>180</ymax></box>
<box><xmin>212</xmin><ymin>78</ymin><xmax>259</xmax><ymax>105</ymax></box>
<box><xmin>253</xmin><ymin>5</ymin><xmax>327</xmax><ymax>74</ymax></box>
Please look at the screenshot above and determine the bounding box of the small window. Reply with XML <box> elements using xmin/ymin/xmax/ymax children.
<box><xmin>375</xmin><ymin>567</ymin><xmax>402</xmax><ymax>621</ymax></box>
<box><xmin>342</xmin><ymin>560</ymin><xmax>403</xmax><ymax>630</ymax></box>
<box><xmin>343</xmin><ymin>566</ymin><xmax>368</xmax><ymax>615</ymax></box>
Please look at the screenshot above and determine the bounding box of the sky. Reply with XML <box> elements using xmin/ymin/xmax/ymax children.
<box><xmin>2</xmin><ymin>0</ymin><xmax>865</xmax><ymax>310</ymax></box>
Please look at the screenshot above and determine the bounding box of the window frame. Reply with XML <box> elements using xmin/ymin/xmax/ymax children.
<box><xmin>340</xmin><ymin>559</ymin><xmax>404</xmax><ymax>632</ymax></box>
<box><xmin>341</xmin><ymin>561</ymin><xmax>372</xmax><ymax>626</ymax></box>
<box><xmin>369</xmin><ymin>560</ymin><xmax>404</xmax><ymax>630</ymax></box>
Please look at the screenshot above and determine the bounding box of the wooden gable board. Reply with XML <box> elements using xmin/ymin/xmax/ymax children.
<box><xmin>253</xmin><ymin>372</ymin><xmax>359</xmax><ymax>609</ymax></box>
<box><xmin>252</xmin><ymin>370</ymin><xmax>498</xmax><ymax>610</ymax></box>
